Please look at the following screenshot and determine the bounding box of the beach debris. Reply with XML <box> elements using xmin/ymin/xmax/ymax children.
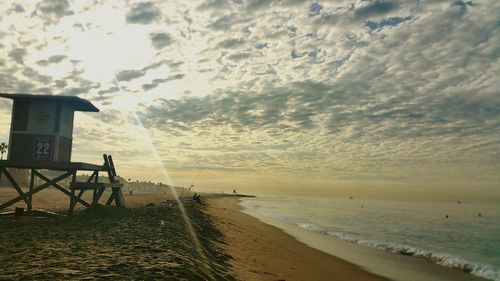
<box><xmin>1</xmin><ymin>208</ymin><xmax>62</xmax><ymax>218</ymax></box>
<box><xmin>15</xmin><ymin>207</ymin><xmax>24</xmax><ymax>216</ymax></box>
<box><xmin>146</xmin><ymin>202</ymin><xmax>156</xmax><ymax>207</ymax></box>
<box><xmin>349</xmin><ymin>196</ymin><xmax>354</xmax><ymax>199</ymax></box>
<box><xmin>457</xmin><ymin>200</ymin><xmax>461</xmax><ymax>204</ymax></box>
<box><xmin>478</xmin><ymin>212</ymin><xmax>482</xmax><ymax>217</ymax></box>
<box><xmin>445</xmin><ymin>214</ymin><xmax>449</xmax><ymax>218</ymax></box>
<box><xmin>161</xmin><ymin>200</ymin><xmax>177</xmax><ymax>206</ymax></box>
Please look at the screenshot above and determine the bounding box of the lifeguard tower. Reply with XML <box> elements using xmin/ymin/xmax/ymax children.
<box><xmin>0</xmin><ymin>93</ymin><xmax>125</xmax><ymax>213</ymax></box>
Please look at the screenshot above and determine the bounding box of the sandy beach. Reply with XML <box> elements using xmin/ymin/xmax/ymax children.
<box><xmin>0</xmin><ymin>187</ymin><xmax>492</xmax><ymax>281</ymax></box>
<box><xmin>206</xmin><ymin>195</ymin><xmax>491</xmax><ymax>281</ymax></box>
<box><xmin>0</xmin><ymin>189</ymin><xmax>386</xmax><ymax>280</ymax></box>
<box><xmin>206</xmin><ymin>195</ymin><xmax>387</xmax><ymax>281</ymax></box>
<box><xmin>0</xmin><ymin>188</ymin><xmax>234</xmax><ymax>280</ymax></box>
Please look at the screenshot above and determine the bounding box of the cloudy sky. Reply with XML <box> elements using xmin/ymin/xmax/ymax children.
<box><xmin>0</xmin><ymin>0</ymin><xmax>498</xmax><ymax>192</ymax></box>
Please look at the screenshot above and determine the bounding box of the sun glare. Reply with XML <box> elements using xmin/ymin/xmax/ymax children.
<box><xmin>68</xmin><ymin>26</ymin><xmax>154</xmax><ymax>83</ymax></box>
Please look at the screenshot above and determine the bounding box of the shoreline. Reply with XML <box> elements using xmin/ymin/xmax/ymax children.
<box><xmin>205</xmin><ymin>195</ymin><xmax>488</xmax><ymax>281</ymax></box>
<box><xmin>205</xmin><ymin>195</ymin><xmax>388</xmax><ymax>281</ymax></box>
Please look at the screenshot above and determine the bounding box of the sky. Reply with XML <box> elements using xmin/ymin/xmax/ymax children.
<box><xmin>0</xmin><ymin>0</ymin><xmax>498</xmax><ymax>194</ymax></box>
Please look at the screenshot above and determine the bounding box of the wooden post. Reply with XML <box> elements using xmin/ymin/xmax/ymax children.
<box><xmin>15</xmin><ymin>207</ymin><xmax>24</xmax><ymax>216</ymax></box>
<box><xmin>108</xmin><ymin>155</ymin><xmax>117</xmax><ymax>181</ymax></box>
<box><xmin>28</xmin><ymin>169</ymin><xmax>35</xmax><ymax>210</ymax></box>
<box><xmin>105</xmin><ymin>192</ymin><xmax>115</xmax><ymax>206</ymax></box>
<box><xmin>69</xmin><ymin>171</ymin><xmax>77</xmax><ymax>214</ymax></box>
<box><xmin>0</xmin><ymin>167</ymin><xmax>31</xmax><ymax>208</ymax></box>
<box><xmin>92</xmin><ymin>171</ymin><xmax>99</xmax><ymax>206</ymax></box>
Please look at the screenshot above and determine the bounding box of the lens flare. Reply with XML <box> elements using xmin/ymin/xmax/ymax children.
<box><xmin>65</xmin><ymin>0</ymin><xmax>214</xmax><ymax>278</ymax></box>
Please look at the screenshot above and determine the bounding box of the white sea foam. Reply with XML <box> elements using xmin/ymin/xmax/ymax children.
<box><xmin>240</xmin><ymin>196</ymin><xmax>500</xmax><ymax>281</ymax></box>
<box><xmin>291</xmin><ymin>221</ymin><xmax>500</xmax><ymax>281</ymax></box>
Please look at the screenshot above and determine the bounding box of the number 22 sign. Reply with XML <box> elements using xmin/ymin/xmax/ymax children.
<box><xmin>34</xmin><ymin>137</ymin><xmax>53</xmax><ymax>160</ymax></box>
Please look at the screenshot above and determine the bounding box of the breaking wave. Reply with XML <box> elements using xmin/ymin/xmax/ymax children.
<box><xmin>295</xmin><ymin>222</ymin><xmax>500</xmax><ymax>281</ymax></box>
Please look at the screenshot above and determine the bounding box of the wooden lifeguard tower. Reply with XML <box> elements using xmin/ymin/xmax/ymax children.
<box><xmin>0</xmin><ymin>93</ymin><xmax>125</xmax><ymax>213</ymax></box>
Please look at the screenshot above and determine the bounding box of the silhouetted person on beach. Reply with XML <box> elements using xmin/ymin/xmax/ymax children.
<box><xmin>192</xmin><ymin>194</ymin><xmax>202</xmax><ymax>205</ymax></box>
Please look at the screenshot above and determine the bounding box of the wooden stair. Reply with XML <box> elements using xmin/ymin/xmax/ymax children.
<box><xmin>68</xmin><ymin>154</ymin><xmax>125</xmax><ymax>211</ymax></box>
<box><xmin>103</xmin><ymin>154</ymin><xmax>125</xmax><ymax>207</ymax></box>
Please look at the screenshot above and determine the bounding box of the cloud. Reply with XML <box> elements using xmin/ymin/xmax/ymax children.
<box><xmin>116</xmin><ymin>70</ymin><xmax>146</xmax><ymax>82</ymax></box>
<box><xmin>8</xmin><ymin>48</ymin><xmax>26</xmax><ymax>64</ymax></box>
<box><xmin>354</xmin><ymin>0</ymin><xmax>399</xmax><ymax>19</ymax></box>
<box><xmin>139</xmin><ymin>80</ymin><xmax>331</xmax><ymax>133</ymax></box>
<box><xmin>37</xmin><ymin>54</ymin><xmax>67</xmax><ymax>66</ymax></box>
<box><xmin>142</xmin><ymin>74</ymin><xmax>185</xmax><ymax>91</ymax></box>
<box><xmin>35</xmin><ymin>0</ymin><xmax>74</xmax><ymax>23</ymax></box>
<box><xmin>217</xmin><ymin>38</ymin><xmax>245</xmax><ymax>49</ymax></box>
<box><xmin>150</xmin><ymin>32</ymin><xmax>173</xmax><ymax>49</ymax></box>
<box><xmin>0</xmin><ymin>72</ymin><xmax>35</xmax><ymax>93</ymax></box>
<box><xmin>207</xmin><ymin>14</ymin><xmax>251</xmax><ymax>30</ymax></box>
<box><xmin>227</xmin><ymin>52</ymin><xmax>252</xmax><ymax>61</ymax></box>
<box><xmin>197</xmin><ymin>0</ymin><xmax>231</xmax><ymax>11</ymax></box>
<box><xmin>48</xmin><ymin>55</ymin><xmax>66</xmax><ymax>63</ymax></box>
<box><xmin>55</xmin><ymin>80</ymin><xmax>67</xmax><ymax>89</ymax></box>
<box><xmin>21</xmin><ymin>68</ymin><xmax>52</xmax><ymax>84</ymax></box>
<box><xmin>365</xmin><ymin>16</ymin><xmax>412</xmax><ymax>31</ymax></box>
<box><xmin>0</xmin><ymin>0</ymin><xmax>498</xmax><ymax>186</ymax></box>
<box><xmin>12</xmin><ymin>4</ymin><xmax>25</xmax><ymax>13</ymax></box>
<box><xmin>309</xmin><ymin>2</ymin><xmax>323</xmax><ymax>16</ymax></box>
<box><xmin>126</xmin><ymin>2</ymin><xmax>161</xmax><ymax>24</ymax></box>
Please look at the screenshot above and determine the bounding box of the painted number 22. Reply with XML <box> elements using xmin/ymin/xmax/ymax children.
<box><xmin>36</xmin><ymin>141</ymin><xmax>50</xmax><ymax>155</ymax></box>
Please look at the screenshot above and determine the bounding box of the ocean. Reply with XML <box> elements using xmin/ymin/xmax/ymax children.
<box><xmin>239</xmin><ymin>196</ymin><xmax>500</xmax><ymax>281</ymax></box>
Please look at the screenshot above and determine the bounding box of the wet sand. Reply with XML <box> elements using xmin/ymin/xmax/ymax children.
<box><xmin>206</xmin><ymin>195</ymin><xmax>388</xmax><ymax>281</ymax></box>
<box><xmin>207</xmin><ymin>195</ymin><xmax>488</xmax><ymax>281</ymax></box>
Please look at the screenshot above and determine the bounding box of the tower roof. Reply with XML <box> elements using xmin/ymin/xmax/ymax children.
<box><xmin>0</xmin><ymin>93</ymin><xmax>99</xmax><ymax>112</ymax></box>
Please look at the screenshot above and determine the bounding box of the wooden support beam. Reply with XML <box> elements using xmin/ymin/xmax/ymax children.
<box><xmin>52</xmin><ymin>184</ymin><xmax>90</xmax><ymax>208</ymax></box>
<box><xmin>70</xmin><ymin>172</ymin><xmax>77</xmax><ymax>213</ymax></box>
<box><xmin>93</xmin><ymin>186</ymin><xmax>105</xmax><ymax>206</ymax></box>
<box><xmin>0</xmin><ymin>167</ymin><xmax>31</xmax><ymax>209</ymax></box>
<box><xmin>108</xmin><ymin>155</ymin><xmax>117</xmax><ymax>178</ymax></box>
<box><xmin>105</xmin><ymin>193</ymin><xmax>115</xmax><ymax>206</ymax></box>
<box><xmin>0</xmin><ymin>170</ymin><xmax>73</xmax><ymax>210</ymax></box>
<box><xmin>33</xmin><ymin>170</ymin><xmax>90</xmax><ymax>208</ymax></box>
<box><xmin>70</xmin><ymin>182</ymin><xmax>102</xmax><ymax>190</ymax></box>
<box><xmin>113</xmin><ymin>187</ymin><xmax>125</xmax><ymax>207</ymax></box>
<box><xmin>92</xmin><ymin>188</ymin><xmax>98</xmax><ymax>205</ymax></box>
<box><xmin>103</xmin><ymin>154</ymin><xmax>115</xmax><ymax>183</ymax></box>
<box><xmin>92</xmin><ymin>171</ymin><xmax>98</xmax><ymax>205</ymax></box>
<box><xmin>70</xmin><ymin>189</ymin><xmax>85</xmax><ymax>211</ymax></box>
<box><xmin>70</xmin><ymin>182</ymin><xmax>123</xmax><ymax>190</ymax></box>
<box><xmin>28</xmin><ymin>169</ymin><xmax>35</xmax><ymax>211</ymax></box>
<box><xmin>86</xmin><ymin>170</ymin><xmax>97</xmax><ymax>183</ymax></box>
